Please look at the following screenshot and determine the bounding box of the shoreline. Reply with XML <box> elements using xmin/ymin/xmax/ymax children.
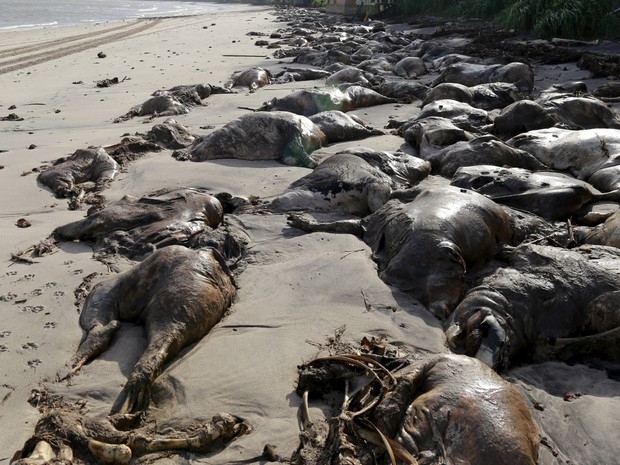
<box><xmin>1</xmin><ymin>6</ymin><xmax>619</xmax><ymax>464</ymax></box>
<box><xmin>0</xmin><ymin>0</ymin><xmax>269</xmax><ymax>34</ymax></box>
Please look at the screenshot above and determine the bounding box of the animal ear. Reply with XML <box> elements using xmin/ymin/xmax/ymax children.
<box><xmin>438</xmin><ymin>241</ymin><xmax>466</xmax><ymax>271</ymax></box>
<box><xmin>445</xmin><ymin>323</ymin><xmax>462</xmax><ymax>348</ymax></box>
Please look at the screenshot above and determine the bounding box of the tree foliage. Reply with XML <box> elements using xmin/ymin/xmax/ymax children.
<box><xmin>393</xmin><ymin>0</ymin><xmax>619</xmax><ymax>38</ymax></box>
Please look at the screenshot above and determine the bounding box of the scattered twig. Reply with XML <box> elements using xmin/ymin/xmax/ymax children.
<box><xmin>341</xmin><ymin>248</ymin><xmax>365</xmax><ymax>259</ymax></box>
<box><xmin>361</xmin><ymin>289</ymin><xmax>372</xmax><ymax>312</ymax></box>
<box><xmin>566</xmin><ymin>218</ymin><xmax>576</xmax><ymax>245</ymax></box>
<box><xmin>222</xmin><ymin>54</ymin><xmax>269</xmax><ymax>57</ymax></box>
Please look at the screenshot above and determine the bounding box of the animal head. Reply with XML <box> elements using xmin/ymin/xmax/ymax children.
<box><xmin>423</xmin><ymin>240</ymin><xmax>467</xmax><ymax>320</ymax></box>
<box><xmin>445</xmin><ymin>288</ymin><xmax>510</xmax><ymax>370</ymax></box>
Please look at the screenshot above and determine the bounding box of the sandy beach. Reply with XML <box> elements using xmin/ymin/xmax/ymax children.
<box><xmin>1</xmin><ymin>5</ymin><xmax>619</xmax><ymax>464</ymax></box>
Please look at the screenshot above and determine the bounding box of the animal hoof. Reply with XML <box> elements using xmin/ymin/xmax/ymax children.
<box><xmin>11</xmin><ymin>440</ymin><xmax>54</xmax><ymax>465</ymax></box>
<box><xmin>108</xmin><ymin>411</ymin><xmax>145</xmax><ymax>431</ymax></box>
<box><xmin>110</xmin><ymin>377</ymin><xmax>150</xmax><ymax>416</ymax></box>
<box><xmin>88</xmin><ymin>439</ymin><xmax>131</xmax><ymax>464</ymax></box>
<box><xmin>287</xmin><ymin>213</ymin><xmax>313</xmax><ymax>231</ymax></box>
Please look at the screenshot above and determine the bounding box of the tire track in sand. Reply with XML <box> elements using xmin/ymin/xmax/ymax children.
<box><xmin>0</xmin><ymin>19</ymin><xmax>161</xmax><ymax>75</ymax></box>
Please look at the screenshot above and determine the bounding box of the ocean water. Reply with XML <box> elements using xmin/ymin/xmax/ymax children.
<box><xmin>0</xmin><ymin>0</ymin><xmax>263</xmax><ymax>32</ymax></box>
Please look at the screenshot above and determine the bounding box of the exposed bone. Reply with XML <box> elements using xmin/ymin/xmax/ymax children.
<box><xmin>11</xmin><ymin>440</ymin><xmax>54</xmax><ymax>465</ymax></box>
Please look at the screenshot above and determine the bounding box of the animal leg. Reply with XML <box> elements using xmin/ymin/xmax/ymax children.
<box><xmin>111</xmin><ymin>334</ymin><xmax>180</xmax><ymax>415</ymax></box>
<box><xmin>71</xmin><ymin>320</ymin><xmax>121</xmax><ymax>374</ymax></box>
<box><xmin>543</xmin><ymin>327</ymin><xmax>620</xmax><ymax>362</ymax></box>
<box><xmin>54</xmin><ymin>209</ymin><xmax>109</xmax><ymax>241</ymax></box>
<box><xmin>281</xmin><ymin>138</ymin><xmax>318</xmax><ymax>168</ymax></box>
<box><xmin>88</xmin><ymin>439</ymin><xmax>132</xmax><ymax>464</ymax></box>
<box><xmin>583</xmin><ymin>291</ymin><xmax>620</xmax><ymax>334</ymax></box>
<box><xmin>287</xmin><ymin>213</ymin><xmax>364</xmax><ymax>236</ymax></box>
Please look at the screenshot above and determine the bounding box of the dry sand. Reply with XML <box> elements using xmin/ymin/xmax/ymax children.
<box><xmin>0</xmin><ymin>7</ymin><xmax>619</xmax><ymax>464</ymax></box>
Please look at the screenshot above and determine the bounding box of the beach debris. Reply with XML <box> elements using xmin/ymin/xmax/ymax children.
<box><xmin>97</xmin><ymin>51</ymin><xmax>107</xmax><ymax>58</ymax></box>
<box><xmin>563</xmin><ymin>392</ymin><xmax>584</xmax><ymax>402</ymax></box>
<box><xmin>15</xmin><ymin>218</ymin><xmax>31</xmax><ymax>228</ymax></box>
<box><xmin>95</xmin><ymin>76</ymin><xmax>128</xmax><ymax>87</ymax></box>
<box><xmin>1</xmin><ymin>113</ymin><xmax>24</xmax><ymax>121</ymax></box>
<box><xmin>9</xmin><ymin>247</ymin><xmax>39</xmax><ymax>266</ymax></box>
<box><xmin>96</xmin><ymin>77</ymin><xmax>118</xmax><ymax>87</ymax></box>
<box><xmin>9</xmin><ymin>238</ymin><xmax>57</xmax><ymax>266</ymax></box>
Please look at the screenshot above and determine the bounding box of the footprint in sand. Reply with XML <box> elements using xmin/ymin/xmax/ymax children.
<box><xmin>20</xmin><ymin>305</ymin><xmax>45</xmax><ymax>313</ymax></box>
<box><xmin>5</xmin><ymin>271</ymin><xmax>17</xmax><ymax>276</ymax></box>
<box><xmin>30</xmin><ymin>289</ymin><xmax>43</xmax><ymax>296</ymax></box>
<box><xmin>21</xmin><ymin>342</ymin><xmax>38</xmax><ymax>350</ymax></box>
<box><xmin>45</xmin><ymin>282</ymin><xmax>58</xmax><ymax>288</ymax></box>
<box><xmin>53</xmin><ymin>290</ymin><xmax>65</xmax><ymax>297</ymax></box>
<box><xmin>43</xmin><ymin>322</ymin><xmax>57</xmax><ymax>329</ymax></box>
<box><xmin>27</xmin><ymin>359</ymin><xmax>42</xmax><ymax>368</ymax></box>
<box><xmin>0</xmin><ymin>292</ymin><xmax>17</xmax><ymax>302</ymax></box>
<box><xmin>0</xmin><ymin>331</ymin><xmax>11</xmax><ymax>338</ymax></box>
<box><xmin>0</xmin><ymin>345</ymin><xmax>7</xmax><ymax>353</ymax></box>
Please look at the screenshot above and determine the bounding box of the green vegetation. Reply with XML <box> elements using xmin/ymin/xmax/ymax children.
<box><xmin>393</xmin><ymin>0</ymin><xmax>619</xmax><ymax>39</ymax></box>
<box><xmin>504</xmin><ymin>0</ymin><xmax>618</xmax><ymax>38</ymax></box>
